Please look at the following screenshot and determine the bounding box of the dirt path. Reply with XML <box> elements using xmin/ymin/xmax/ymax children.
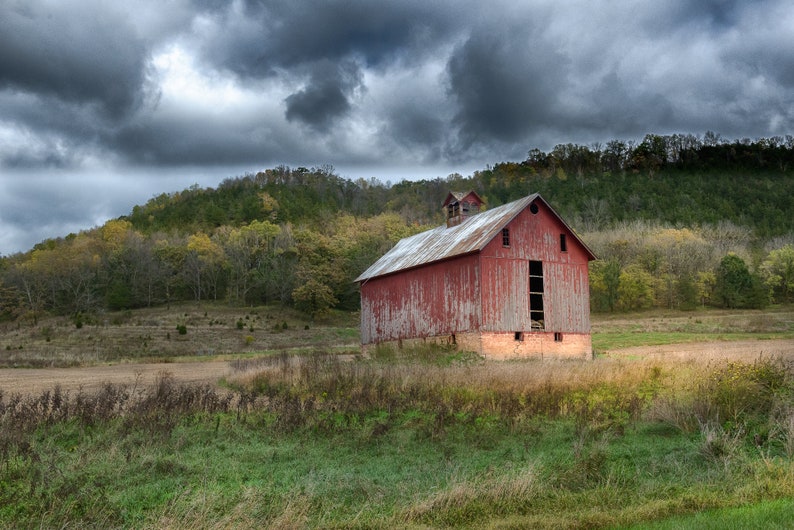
<box><xmin>602</xmin><ymin>338</ymin><xmax>794</xmax><ymax>362</ymax></box>
<box><xmin>2</xmin><ymin>339</ymin><xmax>793</xmax><ymax>398</ymax></box>
<box><xmin>0</xmin><ymin>360</ymin><xmax>233</xmax><ymax>398</ymax></box>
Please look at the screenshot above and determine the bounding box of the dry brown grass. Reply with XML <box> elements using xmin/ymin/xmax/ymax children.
<box><xmin>0</xmin><ymin>302</ymin><xmax>358</xmax><ymax>368</ymax></box>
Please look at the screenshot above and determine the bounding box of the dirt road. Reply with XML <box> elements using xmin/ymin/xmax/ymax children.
<box><xmin>0</xmin><ymin>360</ymin><xmax>233</xmax><ymax>398</ymax></box>
<box><xmin>1</xmin><ymin>339</ymin><xmax>793</xmax><ymax>398</ymax></box>
<box><xmin>602</xmin><ymin>338</ymin><xmax>794</xmax><ymax>362</ymax></box>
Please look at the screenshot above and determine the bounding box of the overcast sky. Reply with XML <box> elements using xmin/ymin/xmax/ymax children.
<box><xmin>1</xmin><ymin>0</ymin><xmax>792</xmax><ymax>255</ymax></box>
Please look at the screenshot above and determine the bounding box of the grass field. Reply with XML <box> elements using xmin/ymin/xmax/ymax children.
<box><xmin>1</xmin><ymin>305</ymin><xmax>793</xmax><ymax>528</ymax></box>
<box><xmin>591</xmin><ymin>305</ymin><xmax>794</xmax><ymax>351</ymax></box>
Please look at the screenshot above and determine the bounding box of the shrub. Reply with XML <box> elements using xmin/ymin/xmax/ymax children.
<box><xmin>176</xmin><ymin>324</ymin><xmax>187</xmax><ymax>335</ymax></box>
<box><xmin>699</xmin><ymin>359</ymin><xmax>790</xmax><ymax>426</ymax></box>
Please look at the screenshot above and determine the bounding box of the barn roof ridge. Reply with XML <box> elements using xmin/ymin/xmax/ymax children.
<box><xmin>355</xmin><ymin>193</ymin><xmax>594</xmax><ymax>282</ymax></box>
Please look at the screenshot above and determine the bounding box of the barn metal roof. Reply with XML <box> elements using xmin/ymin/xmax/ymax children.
<box><xmin>356</xmin><ymin>193</ymin><xmax>534</xmax><ymax>282</ymax></box>
<box><xmin>356</xmin><ymin>193</ymin><xmax>596</xmax><ymax>282</ymax></box>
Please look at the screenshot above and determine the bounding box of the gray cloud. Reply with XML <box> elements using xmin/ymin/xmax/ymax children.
<box><xmin>284</xmin><ymin>60</ymin><xmax>363</xmax><ymax>131</ymax></box>
<box><xmin>0</xmin><ymin>0</ymin><xmax>792</xmax><ymax>253</ymax></box>
<box><xmin>0</xmin><ymin>2</ymin><xmax>150</xmax><ymax>119</ymax></box>
<box><xmin>446</xmin><ymin>20</ymin><xmax>569</xmax><ymax>155</ymax></box>
<box><xmin>195</xmin><ymin>0</ymin><xmax>453</xmax><ymax>76</ymax></box>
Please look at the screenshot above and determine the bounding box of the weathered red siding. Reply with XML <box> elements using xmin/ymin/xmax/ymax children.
<box><xmin>360</xmin><ymin>254</ymin><xmax>480</xmax><ymax>344</ymax></box>
<box><xmin>358</xmin><ymin>193</ymin><xmax>594</xmax><ymax>359</ymax></box>
<box><xmin>479</xmin><ymin>200</ymin><xmax>591</xmax><ymax>334</ymax></box>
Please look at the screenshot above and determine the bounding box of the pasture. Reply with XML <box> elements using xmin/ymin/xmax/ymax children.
<box><xmin>1</xmin><ymin>304</ymin><xmax>793</xmax><ymax>528</ymax></box>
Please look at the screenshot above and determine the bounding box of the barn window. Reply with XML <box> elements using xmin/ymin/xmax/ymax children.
<box><xmin>514</xmin><ymin>331</ymin><xmax>524</xmax><ymax>341</ymax></box>
<box><xmin>529</xmin><ymin>203</ymin><xmax>539</xmax><ymax>214</ymax></box>
<box><xmin>529</xmin><ymin>260</ymin><xmax>545</xmax><ymax>330</ymax></box>
<box><xmin>447</xmin><ymin>202</ymin><xmax>460</xmax><ymax>220</ymax></box>
<box><xmin>560</xmin><ymin>234</ymin><xmax>567</xmax><ymax>252</ymax></box>
<box><xmin>554</xmin><ymin>332</ymin><xmax>563</xmax><ymax>342</ymax></box>
<box><xmin>502</xmin><ymin>228</ymin><xmax>510</xmax><ymax>246</ymax></box>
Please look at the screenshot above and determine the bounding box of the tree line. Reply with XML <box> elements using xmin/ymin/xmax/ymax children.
<box><xmin>0</xmin><ymin>132</ymin><xmax>793</xmax><ymax>322</ymax></box>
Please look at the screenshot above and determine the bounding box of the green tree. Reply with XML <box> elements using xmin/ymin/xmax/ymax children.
<box><xmin>761</xmin><ymin>244</ymin><xmax>794</xmax><ymax>303</ymax></box>
<box><xmin>220</xmin><ymin>220</ymin><xmax>279</xmax><ymax>304</ymax></box>
<box><xmin>617</xmin><ymin>264</ymin><xmax>655</xmax><ymax>311</ymax></box>
<box><xmin>714</xmin><ymin>254</ymin><xmax>768</xmax><ymax>309</ymax></box>
<box><xmin>589</xmin><ymin>259</ymin><xmax>621</xmax><ymax>312</ymax></box>
<box><xmin>292</xmin><ymin>278</ymin><xmax>337</xmax><ymax>319</ymax></box>
<box><xmin>185</xmin><ymin>233</ymin><xmax>227</xmax><ymax>301</ymax></box>
<box><xmin>676</xmin><ymin>273</ymin><xmax>699</xmax><ymax>311</ymax></box>
<box><xmin>0</xmin><ymin>279</ymin><xmax>23</xmax><ymax>321</ymax></box>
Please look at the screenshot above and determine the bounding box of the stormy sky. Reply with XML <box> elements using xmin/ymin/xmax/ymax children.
<box><xmin>1</xmin><ymin>0</ymin><xmax>792</xmax><ymax>254</ymax></box>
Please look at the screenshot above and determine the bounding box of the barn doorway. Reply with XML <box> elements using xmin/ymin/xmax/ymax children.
<box><xmin>529</xmin><ymin>260</ymin><xmax>544</xmax><ymax>330</ymax></box>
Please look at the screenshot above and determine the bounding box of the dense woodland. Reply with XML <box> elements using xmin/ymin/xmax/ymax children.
<box><xmin>1</xmin><ymin>132</ymin><xmax>793</xmax><ymax>322</ymax></box>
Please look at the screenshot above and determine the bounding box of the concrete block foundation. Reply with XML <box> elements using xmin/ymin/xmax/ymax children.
<box><xmin>362</xmin><ymin>331</ymin><xmax>592</xmax><ymax>360</ymax></box>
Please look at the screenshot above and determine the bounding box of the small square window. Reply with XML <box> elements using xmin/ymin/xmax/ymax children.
<box><xmin>502</xmin><ymin>228</ymin><xmax>510</xmax><ymax>246</ymax></box>
<box><xmin>554</xmin><ymin>332</ymin><xmax>563</xmax><ymax>342</ymax></box>
<box><xmin>514</xmin><ymin>331</ymin><xmax>524</xmax><ymax>341</ymax></box>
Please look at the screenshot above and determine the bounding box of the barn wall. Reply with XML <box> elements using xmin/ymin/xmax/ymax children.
<box><xmin>480</xmin><ymin>258</ymin><xmax>530</xmax><ymax>331</ymax></box>
<box><xmin>543</xmin><ymin>262</ymin><xmax>591</xmax><ymax>333</ymax></box>
<box><xmin>480</xmin><ymin>200</ymin><xmax>591</xmax><ymax>334</ymax></box>
<box><xmin>359</xmin><ymin>254</ymin><xmax>481</xmax><ymax>344</ymax></box>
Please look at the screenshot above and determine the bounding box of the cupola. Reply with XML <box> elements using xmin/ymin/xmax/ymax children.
<box><xmin>442</xmin><ymin>191</ymin><xmax>484</xmax><ymax>228</ymax></box>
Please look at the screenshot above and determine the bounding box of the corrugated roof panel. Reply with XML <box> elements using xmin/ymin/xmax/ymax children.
<box><xmin>355</xmin><ymin>194</ymin><xmax>538</xmax><ymax>282</ymax></box>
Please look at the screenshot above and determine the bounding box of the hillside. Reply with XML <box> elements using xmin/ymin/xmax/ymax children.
<box><xmin>0</xmin><ymin>133</ymin><xmax>793</xmax><ymax>320</ymax></box>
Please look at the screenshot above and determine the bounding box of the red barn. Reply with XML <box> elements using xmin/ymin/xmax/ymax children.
<box><xmin>355</xmin><ymin>192</ymin><xmax>597</xmax><ymax>360</ymax></box>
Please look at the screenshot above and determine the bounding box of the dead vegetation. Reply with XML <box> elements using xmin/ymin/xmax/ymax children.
<box><xmin>0</xmin><ymin>302</ymin><xmax>359</xmax><ymax>368</ymax></box>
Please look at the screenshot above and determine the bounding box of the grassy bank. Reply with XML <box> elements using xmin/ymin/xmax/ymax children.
<box><xmin>2</xmin><ymin>348</ymin><xmax>794</xmax><ymax>528</ymax></box>
<box><xmin>592</xmin><ymin>305</ymin><xmax>794</xmax><ymax>351</ymax></box>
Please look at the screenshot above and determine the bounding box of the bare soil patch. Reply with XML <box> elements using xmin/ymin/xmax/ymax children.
<box><xmin>0</xmin><ymin>359</ymin><xmax>232</xmax><ymax>398</ymax></box>
<box><xmin>604</xmin><ymin>338</ymin><xmax>794</xmax><ymax>363</ymax></box>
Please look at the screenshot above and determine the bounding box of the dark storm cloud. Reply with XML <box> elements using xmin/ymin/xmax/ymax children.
<box><xmin>193</xmin><ymin>0</ymin><xmax>455</xmax><ymax>136</ymax></box>
<box><xmin>1</xmin><ymin>0</ymin><xmax>793</xmax><ymax>254</ymax></box>
<box><xmin>0</xmin><ymin>2</ymin><xmax>149</xmax><ymax>119</ymax></box>
<box><xmin>109</xmin><ymin>114</ymin><xmax>296</xmax><ymax>166</ymax></box>
<box><xmin>284</xmin><ymin>60</ymin><xmax>363</xmax><ymax>131</ymax></box>
<box><xmin>446</xmin><ymin>22</ymin><xmax>569</xmax><ymax>154</ymax></box>
<box><xmin>196</xmin><ymin>0</ymin><xmax>452</xmax><ymax>76</ymax></box>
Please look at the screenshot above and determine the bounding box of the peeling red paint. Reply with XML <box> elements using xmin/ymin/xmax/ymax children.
<box><xmin>358</xmin><ymin>194</ymin><xmax>595</xmax><ymax>358</ymax></box>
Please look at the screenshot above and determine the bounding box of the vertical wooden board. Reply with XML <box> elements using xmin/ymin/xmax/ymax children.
<box><xmin>480</xmin><ymin>257</ymin><xmax>529</xmax><ymax>332</ymax></box>
<box><xmin>543</xmin><ymin>262</ymin><xmax>591</xmax><ymax>332</ymax></box>
<box><xmin>360</xmin><ymin>255</ymin><xmax>481</xmax><ymax>344</ymax></box>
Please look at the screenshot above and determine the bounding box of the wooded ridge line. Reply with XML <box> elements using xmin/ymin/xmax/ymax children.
<box><xmin>0</xmin><ymin>133</ymin><xmax>792</xmax><ymax>319</ymax></box>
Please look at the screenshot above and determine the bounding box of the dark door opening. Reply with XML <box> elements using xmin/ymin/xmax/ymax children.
<box><xmin>529</xmin><ymin>260</ymin><xmax>544</xmax><ymax>330</ymax></box>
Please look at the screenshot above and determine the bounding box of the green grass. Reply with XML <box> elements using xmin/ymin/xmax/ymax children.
<box><xmin>625</xmin><ymin>498</ymin><xmax>794</xmax><ymax>529</ymax></box>
<box><xmin>5</xmin><ymin>410</ymin><xmax>792</xmax><ymax>529</ymax></box>
<box><xmin>591</xmin><ymin>305</ymin><xmax>794</xmax><ymax>351</ymax></box>
<box><xmin>3</xmin><ymin>351</ymin><xmax>794</xmax><ymax>528</ymax></box>
<box><xmin>3</xmin><ymin>307</ymin><xmax>794</xmax><ymax>527</ymax></box>
<box><xmin>593</xmin><ymin>331</ymin><xmax>794</xmax><ymax>351</ymax></box>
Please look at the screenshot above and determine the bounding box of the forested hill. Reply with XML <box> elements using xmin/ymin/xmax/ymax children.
<box><xmin>1</xmin><ymin>133</ymin><xmax>793</xmax><ymax>321</ymax></box>
<box><xmin>127</xmin><ymin>134</ymin><xmax>794</xmax><ymax>238</ymax></box>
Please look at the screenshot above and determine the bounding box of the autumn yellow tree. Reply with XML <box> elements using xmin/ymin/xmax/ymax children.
<box><xmin>185</xmin><ymin>233</ymin><xmax>226</xmax><ymax>301</ymax></box>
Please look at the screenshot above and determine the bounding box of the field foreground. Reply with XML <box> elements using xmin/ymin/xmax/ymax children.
<box><xmin>1</xmin><ymin>306</ymin><xmax>794</xmax><ymax>528</ymax></box>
